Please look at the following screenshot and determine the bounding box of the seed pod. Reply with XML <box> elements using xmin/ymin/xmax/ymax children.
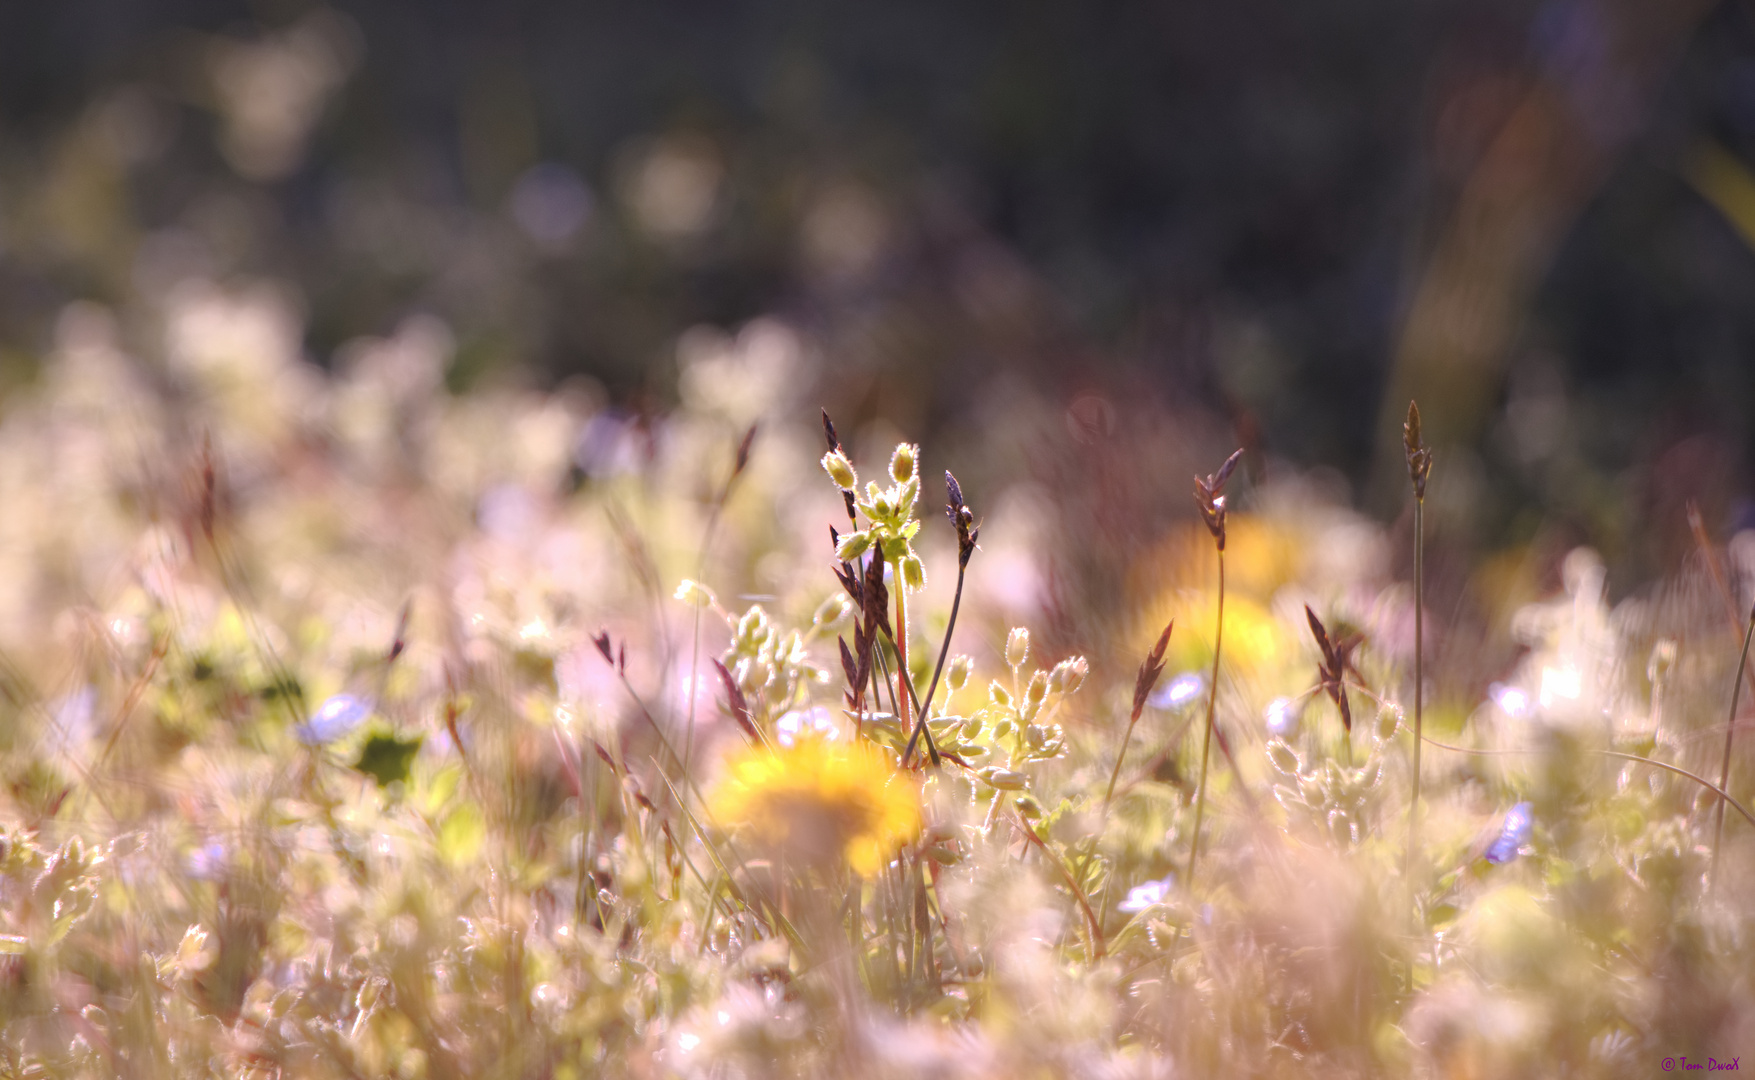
<box><xmin>1266</xmin><ymin>738</ymin><xmax>1301</xmax><ymax>778</ymax></box>
<box><xmin>1048</xmin><ymin>656</ymin><xmax>1089</xmax><ymax>695</ymax></box>
<box><xmin>1376</xmin><ymin>702</ymin><xmax>1403</xmax><ymax>741</ymax></box>
<box><xmin>946</xmin><ymin>655</ymin><xmax>974</xmax><ymax>692</ymax></box>
<box><xmin>900</xmin><ymin>554</ymin><xmax>926</xmax><ymax>592</ymax></box>
<box><xmin>979</xmin><ymin>767</ymin><xmax>1028</xmax><ymax>791</ymax></box>
<box><xmin>890</xmin><ymin>442</ymin><xmax>918</xmax><ymax>484</ymax></box>
<box><xmin>835</xmin><ymin>530</ymin><xmax>873</xmax><ymax>562</ymax></box>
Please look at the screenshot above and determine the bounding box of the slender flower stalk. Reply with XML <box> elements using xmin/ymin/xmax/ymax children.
<box><xmin>1186</xmin><ymin>448</ymin><xmax>1243</xmax><ymax>896</ymax></box>
<box><xmin>1404</xmin><ymin>401</ymin><xmax>1432</xmax><ymax>884</ymax></box>
<box><xmin>1103</xmin><ymin>618</ymin><xmax>1175</xmax><ymax>813</ymax></box>
<box><xmin>683</xmin><ymin>425</ymin><xmax>757</xmax><ymax>776</ymax></box>
<box><xmin>1711</xmin><ymin>601</ymin><xmax>1755</xmax><ymax>891</ymax></box>
<box><xmin>904</xmin><ymin>472</ymin><xmax>979</xmax><ymax>766</ymax></box>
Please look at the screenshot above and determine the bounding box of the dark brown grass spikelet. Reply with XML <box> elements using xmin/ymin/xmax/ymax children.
<box><xmin>388</xmin><ymin>599</ymin><xmax>411</xmax><ymax>663</ymax></box>
<box><xmin>852</xmin><ymin>626</ymin><xmax>872</xmax><ymax>700</ymax></box>
<box><xmin>592</xmin><ymin>630</ymin><xmax>615</xmax><ymax>666</ymax></box>
<box><xmin>1133</xmin><ymin>619</ymin><xmax>1175</xmax><ymax>717</ymax></box>
<box><xmin>838</xmin><ymin>636</ymin><xmax>859</xmax><ymax>689</ymax></box>
<box><xmin>823</xmin><ymin>409</ymin><xmax>857</xmax><ymax>521</ymax></box>
<box><xmin>1404</xmin><ymin>401</ymin><xmax>1431</xmax><ymax>499</ymax></box>
<box><xmin>945</xmin><ymin>470</ymin><xmax>980</xmax><ymax>568</ymax></box>
<box><xmin>711</xmin><ymin>659</ymin><xmax>758</xmax><ymax>740</ymax></box>
<box><xmin>862</xmin><ymin>545</ymin><xmax>892</xmax><ymax>640</ymax></box>
<box><xmin>1194</xmin><ymin>448</ymin><xmax>1245</xmax><ymax>549</ymax></box>
<box><xmin>733</xmin><ymin>423</ymin><xmax>758</xmax><ymax>478</ymax></box>
<box><xmin>199</xmin><ymin>433</ymin><xmax>219</xmax><ymax>543</ymax></box>
<box><xmin>1305</xmin><ymin>606</ymin><xmax>1353</xmax><ymax>732</ymax></box>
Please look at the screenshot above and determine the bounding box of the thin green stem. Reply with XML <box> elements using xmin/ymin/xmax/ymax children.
<box><xmin>1103</xmin><ymin>705</ymin><xmax>1146</xmax><ymax>816</ymax></box>
<box><xmin>1420</xmin><ymin>734</ymin><xmax>1755</xmax><ymax>830</ymax></box>
<box><xmin>1406</xmin><ymin>494</ymin><xmax>1424</xmax><ymax>884</ymax></box>
<box><xmin>1185</xmin><ymin>549</ymin><xmax>1225</xmax><ymax>896</ymax></box>
<box><xmin>903</xmin><ymin>560</ymin><xmax>967</xmax><ymax>766</ymax></box>
<box><xmin>1710</xmin><ymin>603</ymin><xmax>1755</xmax><ymax>891</ymax></box>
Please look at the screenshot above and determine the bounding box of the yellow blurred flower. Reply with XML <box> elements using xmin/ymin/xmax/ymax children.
<box><xmin>709</xmin><ymin>737</ymin><xmax>921</xmax><ymax>876</ymax></box>
<box><xmin>1128</xmin><ymin>514</ymin><xmax>1300</xmax><ymax>681</ymax></box>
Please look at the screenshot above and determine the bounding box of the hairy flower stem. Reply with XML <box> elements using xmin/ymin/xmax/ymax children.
<box><xmin>1405</xmin><ymin>494</ymin><xmax>1424</xmax><ymax>885</ymax></box>
<box><xmin>1185</xmin><ymin>550</ymin><xmax>1226</xmax><ymax>896</ymax></box>
<box><xmin>896</xmin><ymin>584</ymin><xmax>913</xmax><ymax>740</ymax></box>
<box><xmin>1711</xmin><ymin>603</ymin><xmax>1755</xmax><ymax>891</ymax></box>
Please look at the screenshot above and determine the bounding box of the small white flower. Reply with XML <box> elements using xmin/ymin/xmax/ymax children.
<box><xmin>1118</xmin><ymin>875</ymin><xmax>1175</xmax><ymax>913</ymax></box>
<box><xmin>1490</xmin><ymin>682</ymin><xmax>1530</xmax><ymax>718</ymax></box>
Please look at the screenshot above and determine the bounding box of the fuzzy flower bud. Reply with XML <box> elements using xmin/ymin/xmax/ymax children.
<box><xmin>674</xmin><ymin>579</ymin><xmax>717</xmax><ymax>609</ymax></box>
<box><xmin>988</xmin><ymin>680</ymin><xmax>1013</xmax><ymax>709</ymax></box>
<box><xmin>812</xmin><ymin>594</ymin><xmax>852</xmax><ymax>627</ymax></box>
<box><xmin>1047</xmin><ymin>656</ymin><xmax>1088</xmax><ymax>695</ymax></box>
<box><xmin>946</xmin><ymin>654</ymin><xmax>974</xmax><ymax>692</ymax></box>
<box><xmin>889</xmin><ymin>442</ymin><xmax>918</xmax><ymax>484</ymax></box>
<box><xmin>821</xmin><ymin>449</ymin><xmax>857</xmax><ymax>491</ymax></box>
<box><xmin>736</xmin><ymin>606</ymin><xmax>771</xmax><ymax>650</ymax></box>
<box><xmin>900</xmin><ymin>554</ymin><xmax>926</xmax><ymax>592</ymax></box>
<box><xmin>1025</xmin><ymin>670</ymin><xmax>1049</xmax><ymax>706</ymax></box>
<box><xmin>835</xmin><ymin>530</ymin><xmax>873</xmax><ymax>562</ymax></box>
<box><xmin>1005</xmin><ymin>627</ymin><xmax>1031</xmax><ymax>670</ymax></box>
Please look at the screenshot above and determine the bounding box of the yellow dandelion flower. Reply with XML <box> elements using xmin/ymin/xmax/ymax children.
<box><xmin>708</xmin><ymin>737</ymin><xmax>921</xmax><ymax>876</ymax></box>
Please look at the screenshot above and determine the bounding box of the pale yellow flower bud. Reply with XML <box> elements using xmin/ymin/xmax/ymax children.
<box><xmin>821</xmin><ymin>449</ymin><xmax>857</xmax><ymax>491</ymax></box>
<box><xmin>946</xmin><ymin>654</ymin><xmax>973</xmax><ymax>692</ymax></box>
<box><xmin>889</xmin><ymin>442</ymin><xmax>917</xmax><ymax>484</ymax></box>
<box><xmin>1047</xmin><ymin>656</ymin><xmax>1088</xmax><ymax>695</ymax></box>
<box><xmin>835</xmin><ymin>530</ymin><xmax>873</xmax><ymax>562</ymax></box>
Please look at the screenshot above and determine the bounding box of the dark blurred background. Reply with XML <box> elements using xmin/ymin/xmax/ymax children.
<box><xmin>2</xmin><ymin>0</ymin><xmax>1754</xmax><ymax>582</ymax></box>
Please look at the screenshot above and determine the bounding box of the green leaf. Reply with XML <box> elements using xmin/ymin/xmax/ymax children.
<box><xmin>439</xmin><ymin>801</ymin><xmax>486</xmax><ymax>865</ymax></box>
<box><xmin>354</xmin><ymin>730</ymin><xmax>423</xmax><ymax>788</ymax></box>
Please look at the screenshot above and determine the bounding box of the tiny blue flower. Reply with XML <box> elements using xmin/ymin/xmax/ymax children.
<box><xmin>186</xmin><ymin>840</ymin><xmax>228</xmax><ymax>881</ymax></box>
<box><xmin>1264</xmin><ymin>696</ymin><xmax>1299</xmax><ymax>736</ymax></box>
<box><xmin>775</xmin><ymin>706</ymin><xmax>839</xmax><ymax>747</ymax></box>
<box><xmin>1148</xmin><ymin>672</ymin><xmax>1205</xmax><ymax>711</ymax></box>
<box><xmin>1118</xmin><ymin>875</ymin><xmax>1175</xmax><ymax>913</ymax></box>
<box><xmin>296</xmin><ymin>694</ymin><xmax>372</xmax><ymax>745</ymax></box>
<box><xmin>1485</xmin><ymin>801</ymin><xmax>1534</xmax><ymax>864</ymax></box>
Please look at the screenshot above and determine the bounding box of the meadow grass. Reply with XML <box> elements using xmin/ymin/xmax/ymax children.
<box><xmin>1</xmin><ymin>307</ymin><xmax>1753</xmax><ymax>1078</ymax></box>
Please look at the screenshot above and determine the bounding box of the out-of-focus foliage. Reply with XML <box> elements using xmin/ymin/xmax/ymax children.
<box><xmin>0</xmin><ymin>281</ymin><xmax>1752</xmax><ymax>1077</ymax></box>
<box><xmin>4</xmin><ymin>3</ymin><xmax>1755</xmax><ymax>1077</ymax></box>
<box><xmin>2</xmin><ymin>0</ymin><xmax>1754</xmax><ymax>546</ymax></box>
